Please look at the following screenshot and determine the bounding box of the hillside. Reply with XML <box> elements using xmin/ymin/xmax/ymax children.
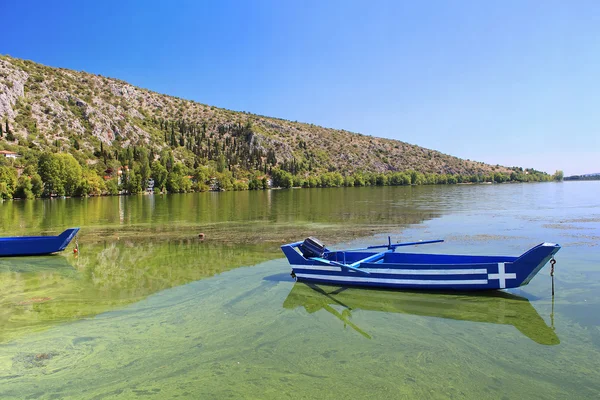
<box><xmin>0</xmin><ymin>55</ymin><xmax>555</xmax><ymax>198</ymax></box>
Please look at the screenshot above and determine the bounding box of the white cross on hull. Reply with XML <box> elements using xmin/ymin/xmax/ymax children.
<box><xmin>488</xmin><ymin>262</ymin><xmax>517</xmax><ymax>289</ymax></box>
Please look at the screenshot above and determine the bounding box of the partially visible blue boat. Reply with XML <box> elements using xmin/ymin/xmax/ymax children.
<box><xmin>0</xmin><ymin>228</ymin><xmax>80</xmax><ymax>257</ymax></box>
<box><xmin>281</xmin><ymin>237</ymin><xmax>560</xmax><ymax>291</ymax></box>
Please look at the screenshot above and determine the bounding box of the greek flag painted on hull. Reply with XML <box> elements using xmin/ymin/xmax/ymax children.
<box><xmin>281</xmin><ymin>237</ymin><xmax>560</xmax><ymax>291</ymax></box>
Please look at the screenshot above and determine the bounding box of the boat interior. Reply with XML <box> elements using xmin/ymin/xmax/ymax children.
<box><xmin>324</xmin><ymin>250</ymin><xmax>518</xmax><ymax>265</ymax></box>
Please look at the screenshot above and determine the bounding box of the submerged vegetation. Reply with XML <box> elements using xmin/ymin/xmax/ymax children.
<box><xmin>0</xmin><ymin>182</ymin><xmax>598</xmax><ymax>399</ymax></box>
<box><xmin>0</xmin><ymin>241</ymin><xmax>275</xmax><ymax>343</ymax></box>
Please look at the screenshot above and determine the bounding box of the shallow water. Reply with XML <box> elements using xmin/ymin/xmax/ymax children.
<box><xmin>0</xmin><ymin>182</ymin><xmax>599</xmax><ymax>399</ymax></box>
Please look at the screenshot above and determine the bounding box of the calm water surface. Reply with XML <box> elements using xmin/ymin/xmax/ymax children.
<box><xmin>0</xmin><ymin>183</ymin><xmax>599</xmax><ymax>399</ymax></box>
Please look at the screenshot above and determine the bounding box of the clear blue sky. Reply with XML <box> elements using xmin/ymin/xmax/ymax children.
<box><xmin>2</xmin><ymin>0</ymin><xmax>598</xmax><ymax>175</ymax></box>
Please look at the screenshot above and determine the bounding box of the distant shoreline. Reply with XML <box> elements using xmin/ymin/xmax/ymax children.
<box><xmin>0</xmin><ymin>179</ymin><xmax>565</xmax><ymax>202</ymax></box>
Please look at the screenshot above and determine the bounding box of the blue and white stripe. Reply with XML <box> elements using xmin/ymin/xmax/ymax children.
<box><xmin>291</xmin><ymin>263</ymin><xmax>513</xmax><ymax>290</ymax></box>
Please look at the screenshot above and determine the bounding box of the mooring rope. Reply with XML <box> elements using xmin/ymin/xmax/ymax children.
<box><xmin>550</xmin><ymin>258</ymin><xmax>556</xmax><ymax>296</ymax></box>
<box><xmin>74</xmin><ymin>234</ymin><xmax>79</xmax><ymax>256</ymax></box>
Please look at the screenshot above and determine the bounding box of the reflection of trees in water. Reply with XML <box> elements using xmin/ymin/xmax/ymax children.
<box><xmin>0</xmin><ymin>187</ymin><xmax>442</xmax><ymax>240</ymax></box>
<box><xmin>0</xmin><ymin>241</ymin><xmax>274</xmax><ymax>343</ymax></box>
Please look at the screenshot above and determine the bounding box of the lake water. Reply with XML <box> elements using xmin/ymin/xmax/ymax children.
<box><xmin>0</xmin><ymin>183</ymin><xmax>599</xmax><ymax>399</ymax></box>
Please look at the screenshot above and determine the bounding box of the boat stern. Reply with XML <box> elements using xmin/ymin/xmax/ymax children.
<box><xmin>517</xmin><ymin>242</ymin><xmax>561</xmax><ymax>286</ymax></box>
<box><xmin>57</xmin><ymin>228</ymin><xmax>80</xmax><ymax>251</ymax></box>
<box><xmin>281</xmin><ymin>241</ymin><xmax>312</xmax><ymax>266</ymax></box>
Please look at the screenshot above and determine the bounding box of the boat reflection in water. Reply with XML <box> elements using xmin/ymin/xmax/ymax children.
<box><xmin>0</xmin><ymin>255</ymin><xmax>76</xmax><ymax>274</ymax></box>
<box><xmin>283</xmin><ymin>283</ymin><xmax>559</xmax><ymax>345</ymax></box>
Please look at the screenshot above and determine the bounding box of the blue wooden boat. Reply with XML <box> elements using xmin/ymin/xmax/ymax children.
<box><xmin>0</xmin><ymin>228</ymin><xmax>80</xmax><ymax>257</ymax></box>
<box><xmin>281</xmin><ymin>237</ymin><xmax>560</xmax><ymax>291</ymax></box>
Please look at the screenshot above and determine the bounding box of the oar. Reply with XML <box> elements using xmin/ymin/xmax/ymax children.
<box><xmin>309</xmin><ymin>257</ymin><xmax>372</xmax><ymax>275</ymax></box>
<box><xmin>336</xmin><ymin>238</ymin><xmax>444</xmax><ymax>253</ymax></box>
<box><xmin>371</xmin><ymin>238</ymin><xmax>444</xmax><ymax>250</ymax></box>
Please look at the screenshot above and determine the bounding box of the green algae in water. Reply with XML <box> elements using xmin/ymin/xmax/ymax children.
<box><xmin>0</xmin><ymin>260</ymin><xmax>599</xmax><ymax>399</ymax></box>
<box><xmin>0</xmin><ymin>240</ymin><xmax>277</xmax><ymax>343</ymax></box>
<box><xmin>0</xmin><ymin>183</ymin><xmax>599</xmax><ymax>399</ymax></box>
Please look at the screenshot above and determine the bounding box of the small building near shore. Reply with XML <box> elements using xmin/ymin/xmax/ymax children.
<box><xmin>0</xmin><ymin>150</ymin><xmax>20</xmax><ymax>159</ymax></box>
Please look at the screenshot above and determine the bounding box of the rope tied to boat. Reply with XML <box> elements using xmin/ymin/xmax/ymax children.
<box><xmin>550</xmin><ymin>258</ymin><xmax>556</xmax><ymax>296</ymax></box>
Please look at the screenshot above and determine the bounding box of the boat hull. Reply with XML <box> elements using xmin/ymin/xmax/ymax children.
<box><xmin>0</xmin><ymin>228</ymin><xmax>80</xmax><ymax>257</ymax></box>
<box><xmin>281</xmin><ymin>241</ymin><xmax>560</xmax><ymax>291</ymax></box>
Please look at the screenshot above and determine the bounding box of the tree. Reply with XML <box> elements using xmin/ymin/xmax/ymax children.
<box><xmin>15</xmin><ymin>175</ymin><xmax>34</xmax><ymax>199</ymax></box>
<box><xmin>79</xmin><ymin>169</ymin><xmax>106</xmax><ymax>196</ymax></box>
<box><xmin>160</xmin><ymin>149</ymin><xmax>174</xmax><ymax>172</ymax></box>
<box><xmin>553</xmin><ymin>170</ymin><xmax>564</xmax><ymax>181</ymax></box>
<box><xmin>124</xmin><ymin>166</ymin><xmax>142</xmax><ymax>194</ymax></box>
<box><xmin>216</xmin><ymin>170</ymin><xmax>234</xmax><ymax>191</ymax></box>
<box><xmin>0</xmin><ymin>182</ymin><xmax>9</xmax><ymax>199</ymax></box>
<box><xmin>137</xmin><ymin>150</ymin><xmax>151</xmax><ymax>186</ymax></box>
<box><xmin>0</xmin><ymin>166</ymin><xmax>18</xmax><ymax>199</ymax></box>
<box><xmin>266</xmin><ymin>149</ymin><xmax>277</xmax><ymax>165</ymax></box>
<box><xmin>192</xmin><ymin>166</ymin><xmax>210</xmax><ymax>191</ymax></box>
<box><xmin>4</xmin><ymin>120</ymin><xmax>14</xmax><ymax>141</ymax></box>
<box><xmin>233</xmin><ymin>180</ymin><xmax>249</xmax><ymax>191</ymax></box>
<box><xmin>38</xmin><ymin>152</ymin><xmax>63</xmax><ymax>196</ymax></box>
<box><xmin>307</xmin><ymin>176</ymin><xmax>319</xmax><ymax>188</ymax></box>
<box><xmin>270</xmin><ymin>168</ymin><xmax>292</xmax><ymax>188</ymax></box>
<box><xmin>105</xmin><ymin>178</ymin><xmax>118</xmax><ymax>195</ymax></box>
<box><xmin>38</xmin><ymin>152</ymin><xmax>82</xmax><ymax>196</ymax></box>
<box><xmin>344</xmin><ymin>175</ymin><xmax>355</xmax><ymax>187</ymax></box>
<box><xmin>217</xmin><ymin>154</ymin><xmax>227</xmax><ymax>173</ymax></box>
<box><xmin>151</xmin><ymin>161</ymin><xmax>168</xmax><ymax>191</ymax></box>
<box><xmin>30</xmin><ymin>173</ymin><xmax>44</xmax><ymax>197</ymax></box>
<box><xmin>291</xmin><ymin>176</ymin><xmax>303</xmax><ymax>188</ymax></box>
<box><xmin>167</xmin><ymin>163</ymin><xmax>191</xmax><ymax>193</ymax></box>
<box><xmin>375</xmin><ymin>173</ymin><xmax>388</xmax><ymax>186</ymax></box>
<box><xmin>59</xmin><ymin>153</ymin><xmax>83</xmax><ymax>195</ymax></box>
<box><xmin>353</xmin><ymin>173</ymin><xmax>365</xmax><ymax>187</ymax></box>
